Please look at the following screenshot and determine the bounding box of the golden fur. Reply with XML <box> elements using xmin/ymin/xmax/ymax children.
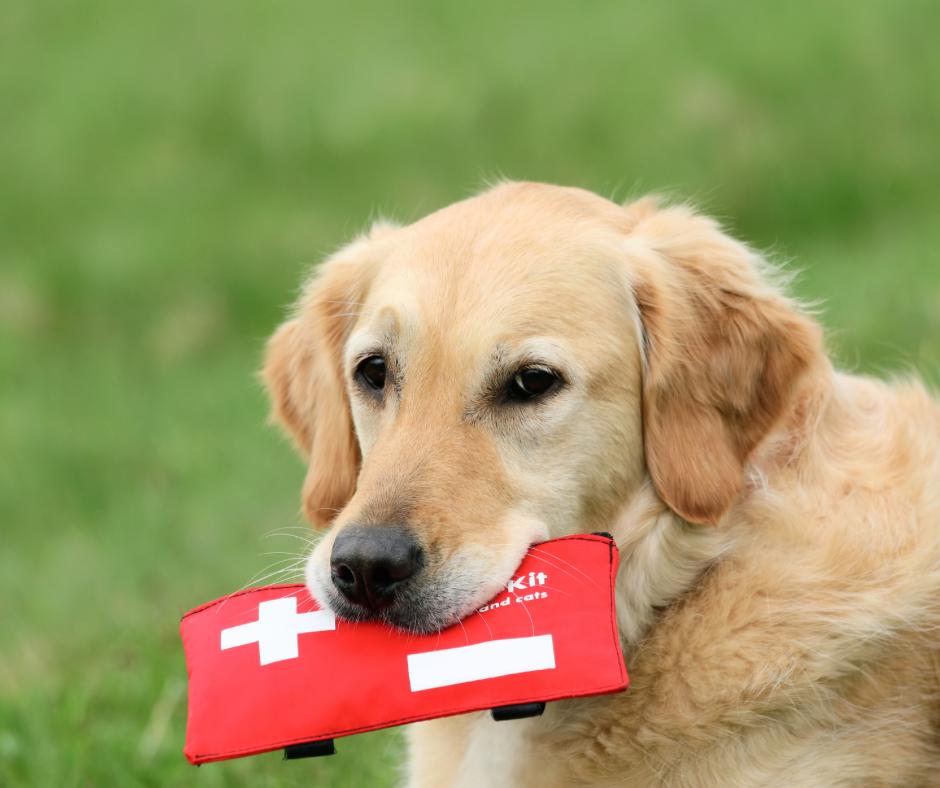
<box><xmin>263</xmin><ymin>182</ymin><xmax>940</xmax><ymax>786</ymax></box>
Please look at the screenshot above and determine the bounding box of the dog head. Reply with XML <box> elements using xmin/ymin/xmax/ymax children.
<box><xmin>263</xmin><ymin>182</ymin><xmax>822</xmax><ymax>632</ymax></box>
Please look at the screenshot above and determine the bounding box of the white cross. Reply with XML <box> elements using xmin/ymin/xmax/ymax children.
<box><xmin>220</xmin><ymin>596</ymin><xmax>336</xmax><ymax>666</ymax></box>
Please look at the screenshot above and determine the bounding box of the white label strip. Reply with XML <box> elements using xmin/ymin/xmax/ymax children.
<box><xmin>407</xmin><ymin>635</ymin><xmax>555</xmax><ymax>692</ymax></box>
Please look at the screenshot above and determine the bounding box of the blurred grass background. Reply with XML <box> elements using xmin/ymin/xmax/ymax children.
<box><xmin>1</xmin><ymin>0</ymin><xmax>939</xmax><ymax>785</ymax></box>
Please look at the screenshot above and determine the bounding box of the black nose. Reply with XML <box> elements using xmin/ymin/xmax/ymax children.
<box><xmin>330</xmin><ymin>525</ymin><xmax>424</xmax><ymax>612</ymax></box>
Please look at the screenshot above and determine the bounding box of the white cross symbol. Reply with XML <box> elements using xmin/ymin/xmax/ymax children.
<box><xmin>220</xmin><ymin>596</ymin><xmax>336</xmax><ymax>666</ymax></box>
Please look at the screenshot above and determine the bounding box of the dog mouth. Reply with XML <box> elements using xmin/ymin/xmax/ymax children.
<box><xmin>316</xmin><ymin>583</ymin><xmax>472</xmax><ymax>634</ymax></box>
<box><xmin>306</xmin><ymin>522</ymin><xmax>540</xmax><ymax>634</ymax></box>
<box><xmin>311</xmin><ymin>575</ymin><xmax>489</xmax><ymax>634</ymax></box>
<box><xmin>307</xmin><ymin>549</ymin><xmax>506</xmax><ymax>634</ymax></box>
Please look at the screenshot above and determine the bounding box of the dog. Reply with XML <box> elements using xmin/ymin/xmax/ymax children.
<box><xmin>262</xmin><ymin>182</ymin><xmax>940</xmax><ymax>786</ymax></box>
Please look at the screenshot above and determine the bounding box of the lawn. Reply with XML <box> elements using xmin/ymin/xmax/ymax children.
<box><xmin>2</xmin><ymin>1</ymin><xmax>939</xmax><ymax>785</ymax></box>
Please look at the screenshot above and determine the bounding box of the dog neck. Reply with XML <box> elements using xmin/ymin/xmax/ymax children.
<box><xmin>611</xmin><ymin>371</ymin><xmax>833</xmax><ymax>649</ymax></box>
<box><xmin>611</xmin><ymin>486</ymin><xmax>732</xmax><ymax>648</ymax></box>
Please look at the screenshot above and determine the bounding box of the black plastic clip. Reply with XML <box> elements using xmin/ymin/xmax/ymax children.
<box><xmin>591</xmin><ymin>531</ymin><xmax>614</xmax><ymax>540</ymax></box>
<box><xmin>284</xmin><ymin>739</ymin><xmax>336</xmax><ymax>759</ymax></box>
<box><xmin>491</xmin><ymin>701</ymin><xmax>546</xmax><ymax>721</ymax></box>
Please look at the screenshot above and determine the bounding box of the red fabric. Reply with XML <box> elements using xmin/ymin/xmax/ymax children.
<box><xmin>181</xmin><ymin>534</ymin><xmax>628</xmax><ymax>764</ymax></box>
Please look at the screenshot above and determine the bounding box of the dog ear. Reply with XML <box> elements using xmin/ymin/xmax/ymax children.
<box><xmin>625</xmin><ymin>201</ymin><xmax>823</xmax><ymax>525</ymax></box>
<box><xmin>262</xmin><ymin>231</ymin><xmax>387</xmax><ymax>526</ymax></box>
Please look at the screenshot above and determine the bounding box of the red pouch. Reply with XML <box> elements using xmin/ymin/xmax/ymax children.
<box><xmin>180</xmin><ymin>533</ymin><xmax>628</xmax><ymax>764</ymax></box>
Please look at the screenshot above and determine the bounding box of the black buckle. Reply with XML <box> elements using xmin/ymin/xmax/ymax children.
<box><xmin>284</xmin><ymin>739</ymin><xmax>336</xmax><ymax>759</ymax></box>
<box><xmin>491</xmin><ymin>701</ymin><xmax>546</xmax><ymax>721</ymax></box>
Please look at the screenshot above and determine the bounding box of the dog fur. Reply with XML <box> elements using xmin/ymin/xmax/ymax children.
<box><xmin>263</xmin><ymin>182</ymin><xmax>940</xmax><ymax>786</ymax></box>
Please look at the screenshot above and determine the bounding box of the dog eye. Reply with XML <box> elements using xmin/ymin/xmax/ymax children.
<box><xmin>356</xmin><ymin>355</ymin><xmax>387</xmax><ymax>391</ymax></box>
<box><xmin>507</xmin><ymin>366</ymin><xmax>559</xmax><ymax>401</ymax></box>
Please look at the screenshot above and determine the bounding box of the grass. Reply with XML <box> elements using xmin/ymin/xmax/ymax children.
<box><xmin>1</xmin><ymin>0</ymin><xmax>939</xmax><ymax>784</ymax></box>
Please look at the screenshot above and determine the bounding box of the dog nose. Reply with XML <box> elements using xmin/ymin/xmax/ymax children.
<box><xmin>330</xmin><ymin>525</ymin><xmax>424</xmax><ymax>612</ymax></box>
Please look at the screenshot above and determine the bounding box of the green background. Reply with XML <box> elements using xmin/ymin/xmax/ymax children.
<box><xmin>2</xmin><ymin>1</ymin><xmax>938</xmax><ymax>785</ymax></box>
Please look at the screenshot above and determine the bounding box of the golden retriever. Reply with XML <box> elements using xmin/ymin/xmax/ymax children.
<box><xmin>262</xmin><ymin>182</ymin><xmax>940</xmax><ymax>787</ymax></box>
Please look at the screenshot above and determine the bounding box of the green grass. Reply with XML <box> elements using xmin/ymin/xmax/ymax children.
<box><xmin>2</xmin><ymin>0</ymin><xmax>939</xmax><ymax>784</ymax></box>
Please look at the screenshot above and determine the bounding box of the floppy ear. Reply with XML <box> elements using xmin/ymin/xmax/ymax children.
<box><xmin>262</xmin><ymin>232</ymin><xmax>386</xmax><ymax>526</ymax></box>
<box><xmin>624</xmin><ymin>201</ymin><xmax>824</xmax><ymax>525</ymax></box>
